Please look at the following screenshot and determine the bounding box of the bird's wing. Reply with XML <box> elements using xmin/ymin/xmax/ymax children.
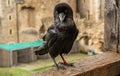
<box><xmin>35</xmin><ymin>24</ymin><xmax>58</xmax><ymax>55</ymax></box>
<box><xmin>35</xmin><ymin>23</ymin><xmax>56</xmax><ymax>55</ymax></box>
<box><xmin>43</xmin><ymin>23</ymin><xmax>58</xmax><ymax>46</ymax></box>
<box><xmin>43</xmin><ymin>24</ymin><xmax>56</xmax><ymax>40</ymax></box>
<box><xmin>73</xmin><ymin>24</ymin><xmax>79</xmax><ymax>41</ymax></box>
<box><xmin>62</xmin><ymin>23</ymin><xmax>79</xmax><ymax>54</ymax></box>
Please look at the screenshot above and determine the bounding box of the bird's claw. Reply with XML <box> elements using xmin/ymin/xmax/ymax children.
<box><xmin>52</xmin><ymin>64</ymin><xmax>66</xmax><ymax>70</ymax></box>
<box><xmin>59</xmin><ymin>62</ymin><xmax>74</xmax><ymax>67</ymax></box>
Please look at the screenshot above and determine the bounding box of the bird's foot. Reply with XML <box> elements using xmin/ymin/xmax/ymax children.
<box><xmin>52</xmin><ymin>64</ymin><xmax>66</xmax><ymax>70</ymax></box>
<box><xmin>59</xmin><ymin>62</ymin><xmax>74</xmax><ymax>67</ymax></box>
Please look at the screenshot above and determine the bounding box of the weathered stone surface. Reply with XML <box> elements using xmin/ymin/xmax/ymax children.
<box><xmin>0</xmin><ymin>49</ymin><xmax>11</xmax><ymax>67</ymax></box>
<box><xmin>104</xmin><ymin>0</ymin><xmax>120</xmax><ymax>52</ymax></box>
<box><xmin>26</xmin><ymin>52</ymin><xmax>120</xmax><ymax>76</ymax></box>
<box><xmin>76</xmin><ymin>19</ymin><xmax>104</xmax><ymax>52</ymax></box>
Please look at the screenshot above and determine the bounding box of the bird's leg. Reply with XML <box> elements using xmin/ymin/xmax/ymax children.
<box><xmin>51</xmin><ymin>57</ymin><xmax>65</xmax><ymax>69</ymax></box>
<box><xmin>52</xmin><ymin>57</ymin><xmax>59</xmax><ymax>69</ymax></box>
<box><xmin>60</xmin><ymin>54</ymin><xmax>67</xmax><ymax>63</ymax></box>
<box><xmin>59</xmin><ymin>54</ymin><xmax>74</xmax><ymax>67</ymax></box>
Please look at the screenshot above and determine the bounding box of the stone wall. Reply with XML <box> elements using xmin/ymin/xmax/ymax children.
<box><xmin>0</xmin><ymin>0</ymin><xmax>18</xmax><ymax>44</ymax></box>
<box><xmin>76</xmin><ymin>19</ymin><xmax>104</xmax><ymax>52</ymax></box>
<box><xmin>0</xmin><ymin>49</ymin><xmax>11</xmax><ymax>67</ymax></box>
<box><xmin>0</xmin><ymin>0</ymin><xmax>105</xmax><ymax>52</ymax></box>
<box><xmin>17</xmin><ymin>0</ymin><xmax>77</xmax><ymax>42</ymax></box>
<box><xmin>17</xmin><ymin>48</ymin><xmax>37</xmax><ymax>63</ymax></box>
<box><xmin>26</xmin><ymin>52</ymin><xmax>120</xmax><ymax>76</ymax></box>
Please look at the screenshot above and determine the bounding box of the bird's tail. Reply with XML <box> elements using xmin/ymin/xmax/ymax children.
<box><xmin>35</xmin><ymin>44</ymin><xmax>49</xmax><ymax>55</ymax></box>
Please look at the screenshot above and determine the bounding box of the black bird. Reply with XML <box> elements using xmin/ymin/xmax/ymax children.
<box><xmin>35</xmin><ymin>3</ymin><xmax>79</xmax><ymax>69</ymax></box>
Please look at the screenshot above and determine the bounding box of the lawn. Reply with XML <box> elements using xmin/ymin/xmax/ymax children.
<box><xmin>0</xmin><ymin>53</ymin><xmax>89</xmax><ymax>76</ymax></box>
<box><xmin>0</xmin><ymin>68</ymin><xmax>32</xmax><ymax>76</ymax></box>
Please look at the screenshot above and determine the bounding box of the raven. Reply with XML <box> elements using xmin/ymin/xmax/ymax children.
<box><xmin>35</xmin><ymin>3</ymin><xmax>79</xmax><ymax>69</ymax></box>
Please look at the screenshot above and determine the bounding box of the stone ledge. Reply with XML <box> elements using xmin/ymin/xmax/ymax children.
<box><xmin>26</xmin><ymin>51</ymin><xmax>120</xmax><ymax>76</ymax></box>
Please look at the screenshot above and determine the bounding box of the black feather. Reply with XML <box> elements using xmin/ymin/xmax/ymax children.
<box><xmin>35</xmin><ymin>3</ymin><xmax>78</xmax><ymax>59</ymax></box>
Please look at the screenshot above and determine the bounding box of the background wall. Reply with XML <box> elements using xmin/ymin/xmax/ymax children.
<box><xmin>0</xmin><ymin>0</ymin><xmax>105</xmax><ymax>52</ymax></box>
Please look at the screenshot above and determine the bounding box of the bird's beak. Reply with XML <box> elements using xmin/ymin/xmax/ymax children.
<box><xmin>59</xmin><ymin>13</ymin><xmax>66</xmax><ymax>22</ymax></box>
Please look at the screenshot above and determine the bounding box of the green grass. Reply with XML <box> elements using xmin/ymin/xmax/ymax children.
<box><xmin>32</xmin><ymin>66</ymin><xmax>52</xmax><ymax>72</ymax></box>
<box><xmin>0</xmin><ymin>53</ymin><xmax>89</xmax><ymax>76</ymax></box>
<box><xmin>0</xmin><ymin>67</ymin><xmax>52</xmax><ymax>76</ymax></box>
<box><xmin>0</xmin><ymin>68</ymin><xmax>32</xmax><ymax>76</ymax></box>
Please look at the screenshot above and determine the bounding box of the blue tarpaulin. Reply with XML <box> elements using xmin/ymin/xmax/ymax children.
<box><xmin>0</xmin><ymin>40</ymin><xmax>45</xmax><ymax>51</ymax></box>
